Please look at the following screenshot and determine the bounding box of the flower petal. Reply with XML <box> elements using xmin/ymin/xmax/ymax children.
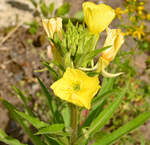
<box><xmin>51</xmin><ymin>68</ymin><xmax>100</xmax><ymax>109</ymax></box>
<box><xmin>102</xmin><ymin>28</ymin><xmax>124</xmax><ymax>61</ymax></box>
<box><xmin>83</xmin><ymin>2</ymin><xmax>115</xmax><ymax>34</ymax></box>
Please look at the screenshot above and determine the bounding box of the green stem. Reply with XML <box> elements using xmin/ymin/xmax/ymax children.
<box><xmin>70</xmin><ymin>104</ymin><xmax>78</xmax><ymax>145</ymax></box>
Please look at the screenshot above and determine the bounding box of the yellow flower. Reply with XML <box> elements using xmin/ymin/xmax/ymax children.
<box><xmin>132</xmin><ymin>23</ymin><xmax>145</xmax><ymax>40</ymax></box>
<box><xmin>146</xmin><ymin>14</ymin><xmax>150</xmax><ymax>21</ymax></box>
<box><xmin>130</xmin><ymin>16</ymin><xmax>136</xmax><ymax>23</ymax></box>
<box><xmin>82</xmin><ymin>2</ymin><xmax>115</xmax><ymax>34</ymax></box>
<box><xmin>42</xmin><ymin>18</ymin><xmax>62</xmax><ymax>62</ymax></box>
<box><xmin>137</xmin><ymin>6</ymin><xmax>144</xmax><ymax>12</ymax></box>
<box><xmin>101</xmin><ymin>28</ymin><xmax>124</xmax><ymax>62</ymax></box>
<box><xmin>42</xmin><ymin>18</ymin><xmax>62</xmax><ymax>39</ymax></box>
<box><xmin>51</xmin><ymin>68</ymin><xmax>100</xmax><ymax>109</ymax></box>
<box><xmin>97</xmin><ymin>28</ymin><xmax>124</xmax><ymax>77</ymax></box>
<box><xmin>115</xmin><ymin>7</ymin><xmax>126</xmax><ymax>19</ymax></box>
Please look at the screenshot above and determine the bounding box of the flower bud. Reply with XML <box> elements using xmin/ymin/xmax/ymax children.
<box><xmin>42</xmin><ymin>17</ymin><xmax>62</xmax><ymax>39</ymax></box>
<box><xmin>42</xmin><ymin>18</ymin><xmax>62</xmax><ymax>62</ymax></box>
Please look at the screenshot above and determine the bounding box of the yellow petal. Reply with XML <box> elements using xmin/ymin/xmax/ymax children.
<box><xmin>102</xmin><ymin>28</ymin><xmax>124</xmax><ymax>62</ymax></box>
<box><xmin>51</xmin><ymin>68</ymin><xmax>100</xmax><ymax>109</ymax></box>
<box><xmin>82</xmin><ymin>2</ymin><xmax>115</xmax><ymax>34</ymax></box>
<box><xmin>42</xmin><ymin>17</ymin><xmax>62</xmax><ymax>38</ymax></box>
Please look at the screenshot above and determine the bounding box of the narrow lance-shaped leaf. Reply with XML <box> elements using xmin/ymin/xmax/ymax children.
<box><xmin>82</xmin><ymin>98</ymin><xmax>107</xmax><ymax>128</ymax></box>
<box><xmin>43</xmin><ymin>62</ymin><xmax>59</xmax><ymax>81</ymax></box>
<box><xmin>56</xmin><ymin>2</ymin><xmax>70</xmax><ymax>16</ymax></box>
<box><xmin>35</xmin><ymin>124</ymin><xmax>65</xmax><ymax>135</ymax></box>
<box><xmin>87</xmin><ymin>88</ymin><xmax>126</xmax><ymax>137</ymax></box>
<box><xmin>0</xmin><ymin>129</ymin><xmax>27</xmax><ymax>145</ymax></box>
<box><xmin>13</xmin><ymin>86</ymin><xmax>35</xmax><ymax>117</ymax></box>
<box><xmin>1</xmin><ymin>99</ymin><xmax>46</xmax><ymax>145</ymax></box>
<box><xmin>15</xmin><ymin>110</ymin><xmax>48</xmax><ymax>129</ymax></box>
<box><xmin>37</xmin><ymin>78</ymin><xmax>54</xmax><ymax>115</ymax></box>
<box><xmin>45</xmin><ymin>135</ymin><xmax>65</xmax><ymax>145</ymax></box>
<box><xmin>77</xmin><ymin>45</ymin><xmax>111</xmax><ymax>67</ymax></box>
<box><xmin>29</xmin><ymin>0</ymin><xmax>37</xmax><ymax>8</ymax></box>
<box><xmin>93</xmin><ymin>111</ymin><xmax>150</xmax><ymax>145</ymax></box>
<box><xmin>93</xmin><ymin>77</ymin><xmax>115</xmax><ymax>103</ymax></box>
<box><xmin>49</xmin><ymin>2</ymin><xmax>55</xmax><ymax>15</ymax></box>
<box><xmin>61</xmin><ymin>105</ymin><xmax>70</xmax><ymax>127</ymax></box>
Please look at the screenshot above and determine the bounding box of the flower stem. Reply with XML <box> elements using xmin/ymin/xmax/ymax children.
<box><xmin>70</xmin><ymin>104</ymin><xmax>78</xmax><ymax>145</ymax></box>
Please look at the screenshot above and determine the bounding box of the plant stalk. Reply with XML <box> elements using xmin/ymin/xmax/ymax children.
<box><xmin>70</xmin><ymin>104</ymin><xmax>78</xmax><ymax>145</ymax></box>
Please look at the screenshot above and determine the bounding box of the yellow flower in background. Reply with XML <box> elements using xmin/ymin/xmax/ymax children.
<box><xmin>146</xmin><ymin>14</ymin><xmax>150</xmax><ymax>21</ymax></box>
<box><xmin>115</xmin><ymin>7</ymin><xmax>126</xmax><ymax>19</ymax></box>
<box><xmin>51</xmin><ymin>68</ymin><xmax>100</xmax><ymax>109</ymax></box>
<box><xmin>130</xmin><ymin>16</ymin><xmax>136</xmax><ymax>23</ymax></box>
<box><xmin>42</xmin><ymin>18</ymin><xmax>62</xmax><ymax>39</ymax></box>
<box><xmin>82</xmin><ymin>2</ymin><xmax>115</xmax><ymax>34</ymax></box>
<box><xmin>137</xmin><ymin>5</ymin><xmax>144</xmax><ymax>15</ymax></box>
<box><xmin>132</xmin><ymin>23</ymin><xmax>145</xmax><ymax>40</ymax></box>
<box><xmin>102</xmin><ymin>28</ymin><xmax>124</xmax><ymax>62</ymax></box>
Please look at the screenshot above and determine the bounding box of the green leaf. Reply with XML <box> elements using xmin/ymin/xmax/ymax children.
<box><xmin>40</xmin><ymin>2</ymin><xmax>49</xmax><ymax>17</ymax></box>
<box><xmin>15</xmin><ymin>110</ymin><xmax>48</xmax><ymax>129</ymax></box>
<box><xmin>29</xmin><ymin>0</ymin><xmax>37</xmax><ymax>8</ymax></box>
<box><xmin>49</xmin><ymin>2</ymin><xmax>55</xmax><ymax>15</ymax></box>
<box><xmin>82</xmin><ymin>90</ymin><xmax>115</xmax><ymax>130</ymax></box>
<box><xmin>13</xmin><ymin>86</ymin><xmax>35</xmax><ymax>117</ymax></box>
<box><xmin>43</xmin><ymin>62</ymin><xmax>59</xmax><ymax>81</ymax></box>
<box><xmin>0</xmin><ymin>129</ymin><xmax>27</xmax><ymax>145</ymax></box>
<box><xmin>82</xmin><ymin>99</ymin><xmax>106</xmax><ymax>128</ymax></box>
<box><xmin>26</xmin><ymin>20</ymin><xmax>39</xmax><ymax>35</ymax></box>
<box><xmin>36</xmin><ymin>124</ymin><xmax>65</xmax><ymax>135</ymax></box>
<box><xmin>74</xmin><ymin>10</ymin><xmax>84</xmax><ymax>21</ymax></box>
<box><xmin>1</xmin><ymin>100</ymin><xmax>46</xmax><ymax>145</ymax></box>
<box><xmin>61</xmin><ymin>105</ymin><xmax>70</xmax><ymax>127</ymax></box>
<box><xmin>93</xmin><ymin>77</ymin><xmax>115</xmax><ymax>103</ymax></box>
<box><xmin>64</xmin><ymin>52</ymin><xmax>73</xmax><ymax>68</ymax></box>
<box><xmin>37</xmin><ymin>78</ymin><xmax>54</xmax><ymax>115</ymax></box>
<box><xmin>56</xmin><ymin>2</ymin><xmax>70</xmax><ymax>16</ymax></box>
<box><xmin>93</xmin><ymin>111</ymin><xmax>150</xmax><ymax>145</ymax></box>
<box><xmin>87</xmin><ymin>88</ymin><xmax>126</xmax><ymax>136</ymax></box>
<box><xmin>45</xmin><ymin>135</ymin><xmax>64</xmax><ymax>145</ymax></box>
<box><xmin>76</xmin><ymin>45</ymin><xmax>111</xmax><ymax>67</ymax></box>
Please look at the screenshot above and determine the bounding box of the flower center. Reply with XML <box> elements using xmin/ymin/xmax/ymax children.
<box><xmin>73</xmin><ymin>83</ymin><xmax>80</xmax><ymax>91</ymax></box>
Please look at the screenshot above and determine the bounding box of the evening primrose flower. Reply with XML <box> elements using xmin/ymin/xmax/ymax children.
<box><xmin>101</xmin><ymin>28</ymin><xmax>124</xmax><ymax>62</ymax></box>
<box><xmin>97</xmin><ymin>28</ymin><xmax>124</xmax><ymax>77</ymax></box>
<box><xmin>115</xmin><ymin>7</ymin><xmax>126</xmax><ymax>19</ymax></box>
<box><xmin>51</xmin><ymin>68</ymin><xmax>100</xmax><ymax>109</ymax></box>
<box><xmin>82</xmin><ymin>2</ymin><xmax>115</xmax><ymax>34</ymax></box>
<box><xmin>132</xmin><ymin>23</ymin><xmax>145</xmax><ymax>40</ymax></box>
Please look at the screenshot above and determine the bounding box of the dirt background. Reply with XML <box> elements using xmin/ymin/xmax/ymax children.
<box><xmin>0</xmin><ymin>0</ymin><xmax>150</xmax><ymax>144</ymax></box>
